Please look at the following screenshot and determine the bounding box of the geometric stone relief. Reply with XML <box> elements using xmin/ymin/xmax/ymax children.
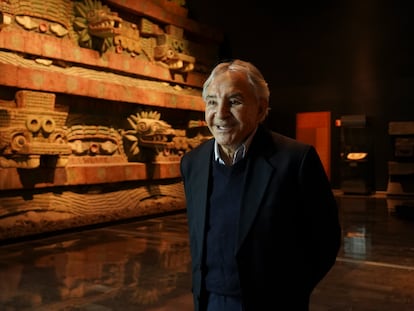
<box><xmin>0</xmin><ymin>180</ymin><xmax>185</xmax><ymax>240</ymax></box>
<box><xmin>123</xmin><ymin>110</ymin><xmax>211</xmax><ymax>162</ymax></box>
<box><xmin>0</xmin><ymin>0</ymin><xmax>221</xmax><ymax>240</ymax></box>
<box><xmin>0</xmin><ymin>90</ymin><xmax>71</xmax><ymax>168</ymax></box>
<box><xmin>0</xmin><ymin>90</ymin><xmax>211</xmax><ymax>169</ymax></box>
<box><xmin>72</xmin><ymin>0</ymin><xmax>196</xmax><ymax>72</ymax></box>
<box><xmin>1</xmin><ymin>0</ymin><xmax>203</xmax><ymax>73</ymax></box>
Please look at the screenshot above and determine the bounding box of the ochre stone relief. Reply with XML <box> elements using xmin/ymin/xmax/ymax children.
<box><xmin>0</xmin><ymin>180</ymin><xmax>185</xmax><ymax>240</ymax></box>
<box><xmin>0</xmin><ymin>90</ymin><xmax>71</xmax><ymax>168</ymax></box>
<box><xmin>0</xmin><ymin>90</ymin><xmax>212</xmax><ymax>169</ymax></box>
<box><xmin>0</xmin><ymin>0</ymin><xmax>215</xmax><ymax>74</ymax></box>
<box><xmin>123</xmin><ymin>110</ymin><xmax>211</xmax><ymax>162</ymax></box>
<box><xmin>0</xmin><ymin>0</ymin><xmax>221</xmax><ymax>240</ymax></box>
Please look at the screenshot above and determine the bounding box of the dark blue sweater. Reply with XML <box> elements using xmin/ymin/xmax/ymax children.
<box><xmin>204</xmin><ymin>158</ymin><xmax>247</xmax><ymax>296</ymax></box>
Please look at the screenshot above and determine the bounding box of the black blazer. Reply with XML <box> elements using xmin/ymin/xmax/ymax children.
<box><xmin>180</xmin><ymin>125</ymin><xmax>341</xmax><ymax>311</ymax></box>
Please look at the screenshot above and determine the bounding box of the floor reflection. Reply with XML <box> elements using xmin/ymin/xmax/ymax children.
<box><xmin>1</xmin><ymin>196</ymin><xmax>414</xmax><ymax>310</ymax></box>
<box><xmin>311</xmin><ymin>195</ymin><xmax>414</xmax><ymax>311</ymax></box>
<box><xmin>0</xmin><ymin>213</ymin><xmax>191</xmax><ymax>311</ymax></box>
<box><xmin>337</xmin><ymin>196</ymin><xmax>414</xmax><ymax>266</ymax></box>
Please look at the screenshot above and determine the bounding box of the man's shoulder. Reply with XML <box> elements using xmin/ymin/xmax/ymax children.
<box><xmin>259</xmin><ymin>128</ymin><xmax>311</xmax><ymax>151</ymax></box>
<box><xmin>182</xmin><ymin>138</ymin><xmax>214</xmax><ymax>160</ymax></box>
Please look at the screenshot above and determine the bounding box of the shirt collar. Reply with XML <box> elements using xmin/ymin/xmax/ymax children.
<box><xmin>214</xmin><ymin>127</ymin><xmax>258</xmax><ymax>165</ymax></box>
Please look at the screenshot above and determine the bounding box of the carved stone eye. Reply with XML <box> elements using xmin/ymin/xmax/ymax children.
<box><xmin>42</xmin><ymin>118</ymin><xmax>56</xmax><ymax>134</ymax></box>
<box><xmin>26</xmin><ymin>116</ymin><xmax>41</xmax><ymax>132</ymax></box>
<box><xmin>137</xmin><ymin>121</ymin><xmax>149</xmax><ymax>132</ymax></box>
<box><xmin>89</xmin><ymin>143</ymin><xmax>100</xmax><ymax>154</ymax></box>
<box><xmin>11</xmin><ymin>134</ymin><xmax>27</xmax><ymax>152</ymax></box>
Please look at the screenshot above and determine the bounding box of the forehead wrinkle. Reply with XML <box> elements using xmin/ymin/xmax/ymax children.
<box><xmin>229</xmin><ymin>91</ymin><xmax>243</xmax><ymax>99</ymax></box>
<box><xmin>205</xmin><ymin>94</ymin><xmax>216</xmax><ymax>99</ymax></box>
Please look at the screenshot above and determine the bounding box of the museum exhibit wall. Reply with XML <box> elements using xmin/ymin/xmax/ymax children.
<box><xmin>0</xmin><ymin>0</ymin><xmax>222</xmax><ymax>240</ymax></box>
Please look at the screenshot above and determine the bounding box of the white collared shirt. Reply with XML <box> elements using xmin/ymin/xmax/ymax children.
<box><xmin>214</xmin><ymin>127</ymin><xmax>258</xmax><ymax>165</ymax></box>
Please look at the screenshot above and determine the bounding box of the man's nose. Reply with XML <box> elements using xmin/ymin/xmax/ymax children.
<box><xmin>216</xmin><ymin>102</ymin><xmax>231</xmax><ymax>118</ymax></box>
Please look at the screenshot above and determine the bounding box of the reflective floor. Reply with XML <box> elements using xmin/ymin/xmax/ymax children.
<box><xmin>1</xmin><ymin>194</ymin><xmax>414</xmax><ymax>310</ymax></box>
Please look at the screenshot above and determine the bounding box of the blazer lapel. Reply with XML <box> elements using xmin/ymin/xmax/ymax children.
<box><xmin>236</xmin><ymin>156</ymin><xmax>273</xmax><ymax>253</ymax></box>
<box><xmin>192</xmin><ymin>140</ymin><xmax>214</xmax><ymax>256</ymax></box>
<box><xmin>236</xmin><ymin>128</ymin><xmax>275</xmax><ymax>253</ymax></box>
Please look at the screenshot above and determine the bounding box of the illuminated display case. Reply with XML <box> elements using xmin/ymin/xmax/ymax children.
<box><xmin>339</xmin><ymin>114</ymin><xmax>374</xmax><ymax>194</ymax></box>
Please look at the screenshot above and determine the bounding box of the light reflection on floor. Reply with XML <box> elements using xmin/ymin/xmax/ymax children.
<box><xmin>0</xmin><ymin>213</ymin><xmax>192</xmax><ymax>311</ymax></box>
<box><xmin>0</xmin><ymin>195</ymin><xmax>414</xmax><ymax>310</ymax></box>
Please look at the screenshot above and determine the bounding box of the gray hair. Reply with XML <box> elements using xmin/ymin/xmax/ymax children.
<box><xmin>202</xmin><ymin>59</ymin><xmax>270</xmax><ymax>106</ymax></box>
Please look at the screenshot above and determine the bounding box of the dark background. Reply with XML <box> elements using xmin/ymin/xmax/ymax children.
<box><xmin>187</xmin><ymin>0</ymin><xmax>414</xmax><ymax>191</ymax></box>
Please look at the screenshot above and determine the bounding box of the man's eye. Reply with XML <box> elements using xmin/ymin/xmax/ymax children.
<box><xmin>230</xmin><ymin>99</ymin><xmax>242</xmax><ymax>106</ymax></box>
<box><xmin>206</xmin><ymin>100</ymin><xmax>216</xmax><ymax>106</ymax></box>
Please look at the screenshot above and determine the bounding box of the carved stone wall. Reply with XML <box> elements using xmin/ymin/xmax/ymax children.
<box><xmin>0</xmin><ymin>0</ymin><xmax>222</xmax><ymax>240</ymax></box>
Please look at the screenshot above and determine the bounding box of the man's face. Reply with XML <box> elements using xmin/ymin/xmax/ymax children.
<box><xmin>204</xmin><ymin>70</ymin><xmax>267</xmax><ymax>153</ymax></box>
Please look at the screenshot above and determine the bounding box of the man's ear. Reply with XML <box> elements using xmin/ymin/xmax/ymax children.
<box><xmin>258</xmin><ymin>99</ymin><xmax>269</xmax><ymax>122</ymax></box>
